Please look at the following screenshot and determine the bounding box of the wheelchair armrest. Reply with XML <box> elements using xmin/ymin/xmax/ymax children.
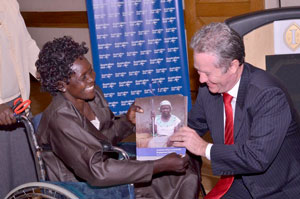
<box><xmin>99</xmin><ymin>140</ymin><xmax>130</xmax><ymax>160</ymax></box>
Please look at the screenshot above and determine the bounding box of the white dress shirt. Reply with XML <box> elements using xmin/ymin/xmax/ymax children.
<box><xmin>205</xmin><ymin>79</ymin><xmax>241</xmax><ymax>160</ymax></box>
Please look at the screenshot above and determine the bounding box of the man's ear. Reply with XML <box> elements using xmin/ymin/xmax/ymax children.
<box><xmin>229</xmin><ymin>59</ymin><xmax>240</xmax><ymax>73</ymax></box>
<box><xmin>57</xmin><ymin>81</ymin><xmax>67</xmax><ymax>93</ymax></box>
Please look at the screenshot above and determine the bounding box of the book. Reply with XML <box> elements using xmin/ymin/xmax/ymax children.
<box><xmin>135</xmin><ymin>94</ymin><xmax>187</xmax><ymax>160</ymax></box>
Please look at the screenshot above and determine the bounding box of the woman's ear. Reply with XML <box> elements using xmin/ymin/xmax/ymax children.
<box><xmin>57</xmin><ymin>81</ymin><xmax>67</xmax><ymax>93</ymax></box>
<box><xmin>36</xmin><ymin>72</ymin><xmax>41</xmax><ymax>81</ymax></box>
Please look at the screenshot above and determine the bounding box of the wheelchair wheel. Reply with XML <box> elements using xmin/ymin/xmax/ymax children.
<box><xmin>4</xmin><ymin>182</ymin><xmax>79</xmax><ymax>199</ymax></box>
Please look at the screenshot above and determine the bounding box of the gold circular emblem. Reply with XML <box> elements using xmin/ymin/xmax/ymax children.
<box><xmin>284</xmin><ymin>23</ymin><xmax>300</xmax><ymax>51</ymax></box>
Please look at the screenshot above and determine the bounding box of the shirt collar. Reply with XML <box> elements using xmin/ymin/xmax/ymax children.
<box><xmin>226</xmin><ymin>78</ymin><xmax>241</xmax><ymax>99</ymax></box>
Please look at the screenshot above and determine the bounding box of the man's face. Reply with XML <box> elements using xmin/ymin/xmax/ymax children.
<box><xmin>160</xmin><ymin>105</ymin><xmax>171</xmax><ymax>118</ymax></box>
<box><xmin>64</xmin><ymin>56</ymin><xmax>96</xmax><ymax>103</ymax></box>
<box><xmin>193</xmin><ymin>52</ymin><xmax>236</xmax><ymax>94</ymax></box>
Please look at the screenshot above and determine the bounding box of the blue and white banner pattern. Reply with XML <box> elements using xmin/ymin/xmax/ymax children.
<box><xmin>87</xmin><ymin>0</ymin><xmax>191</xmax><ymax>115</ymax></box>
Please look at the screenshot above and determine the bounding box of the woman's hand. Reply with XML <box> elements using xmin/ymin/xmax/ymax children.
<box><xmin>150</xmin><ymin>110</ymin><xmax>156</xmax><ymax>119</ymax></box>
<box><xmin>0</xmin><ymin>104</ymin><xmax>16</xmax><ymax>125</ymax></box>
<box><xmin>153</xmin><ymin>153</ymin><xmax>189</xmax><ymax>174</ymax></box>
<box><xmin>126</xmin><ymin>103</ymin><xmax>143</xmax><ymax>124</ymax></box>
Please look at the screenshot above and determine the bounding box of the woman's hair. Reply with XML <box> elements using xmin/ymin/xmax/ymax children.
<box><xmin>190</xmin><ymin>22</ymin><xmax>245</xmax><ymax>73</ymax></box>
<box><xmin>35</xmin><ymin>36</ymin><xmax>88</xmax><ymax>95</ymax></box>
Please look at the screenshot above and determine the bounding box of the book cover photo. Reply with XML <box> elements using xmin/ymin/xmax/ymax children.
<box><xmin>135</xmin><ymin>94</ymin><xmax>187</xmax><ymax>160</ymax></box>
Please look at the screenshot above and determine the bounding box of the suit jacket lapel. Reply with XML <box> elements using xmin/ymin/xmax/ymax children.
<box><xmin>215</xmin><ymin>95</ymin><xmax>225</xmax><ymax>144</ymax></box>
<box><xmin>234</xmin><ymin>63</ymin><xmax>250</xmax><ymax>139</ymax></box>
<box><xmin>208</xmin><ymin>93</ymin><xmax>224</xmax><ymax>144</ymax></box>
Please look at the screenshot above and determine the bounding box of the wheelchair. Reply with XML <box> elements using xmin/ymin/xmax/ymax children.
<box><xmin>4</xmin><ymin>114</ymin><xmax>134</xmax><ymax>199</ymax></box>
<box><xmin>5</xmin><ymin>110</ymin><xmax>206</xmax><ymax>198</ymax></box>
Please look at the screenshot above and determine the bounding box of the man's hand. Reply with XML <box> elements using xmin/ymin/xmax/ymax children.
<box><xmin>169</xmin><ymin>126</ymin><xmax>208</xmax><ymax>157</ymax></box>
<box><xmin>153</xmin><ymin>153</ymin><xmax>189</xmax><ymax>174</ymax></box>
<box><xmin>126</xmin><ymin>103</ymin><xmax>144</xmax><ymax>124</ymax></box>
<box><xmin>0</xmin><ymin>104</ymin><xmax>16</xmax><ymax>125</ymax></box>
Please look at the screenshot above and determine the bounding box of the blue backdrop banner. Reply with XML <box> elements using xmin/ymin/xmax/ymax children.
<box><xmin>86</xmin><ymin>0</ymin><xmax>191</xmax><ymax>115</ymax></box>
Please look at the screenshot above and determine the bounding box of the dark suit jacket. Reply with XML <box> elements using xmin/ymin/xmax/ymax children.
<box><xmin>189</xmin><ymin>63</ymin><xmax>300</xmax><ymax>198</ymax></box>
<box><xmin>37</xmin><ymin>86</ymin><xmax>200</xmax><ymax>199</ymax></box>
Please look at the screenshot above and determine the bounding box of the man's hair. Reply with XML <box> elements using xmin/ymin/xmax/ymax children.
<box><xmin>36</xmin><ymin>36</ymin><xmax>88</xmax><ymax>95</ymax></box>
<box><xmin>190</xmin><ymin>22</ymin><xmax>245</xmax><ymax>72</ymax></box>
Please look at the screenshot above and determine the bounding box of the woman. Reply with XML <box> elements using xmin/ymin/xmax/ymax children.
<box><xmin>36</xmin><ymin>36</ymin><xmax>200</xmax><ymax>198</ymax></box>
<box><xmin>148</xmin><ymin>100</ymin><xmax>182</xmax><ymax>148</ymax></box>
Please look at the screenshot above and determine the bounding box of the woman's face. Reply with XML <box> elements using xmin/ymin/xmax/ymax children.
<box><xmin>63</xmin><ymin>56</ymin><xmax>96</xmax><ymax>103</ymax></box>
<box><xmin>160</xmin><ymin>105</ymin><xmax>171</xmax><ymax>118</ymax></box>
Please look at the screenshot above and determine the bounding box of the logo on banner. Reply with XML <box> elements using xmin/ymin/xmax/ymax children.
<box><xmin>284</xmin><ymin>23</ymin><xmax>300</xmax><ymax>51</ymax></box>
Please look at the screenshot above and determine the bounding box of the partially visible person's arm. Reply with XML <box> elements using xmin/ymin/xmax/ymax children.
<box><xmin>15</xmin><ymin>0</ymin><xmax>39</xmax><ymax>78</ymax></box>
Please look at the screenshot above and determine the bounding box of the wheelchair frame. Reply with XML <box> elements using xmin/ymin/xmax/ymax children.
<box><xmin>4</xmin><ymin>115</ymin><xmax>132</xmax><ymax>199</ymax></box>
<box><xmin>5</xmin><ymin>182</ymin><xmax>79</xmax><ymax>199</ymax></box>
<box><xmin>5</xmin><ymin>114</ymin><xmax>205</xmax><ymax>198</ymax></box>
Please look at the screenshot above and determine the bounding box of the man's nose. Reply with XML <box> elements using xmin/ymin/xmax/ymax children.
<box><xmin>199</xmin><ymin>73</ymin><xmax>207</xmax><ymax>83</ymax></box>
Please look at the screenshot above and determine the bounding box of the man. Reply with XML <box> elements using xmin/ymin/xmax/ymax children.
<box><xmin>0</xmin><ymin>0</ymin><xmax>39</xmax><ymax>197</ymax></box>
<box><xmin>171</xmin><ymin>22</ymin><xmax>300</xmax><ymax>198</ymax></box>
